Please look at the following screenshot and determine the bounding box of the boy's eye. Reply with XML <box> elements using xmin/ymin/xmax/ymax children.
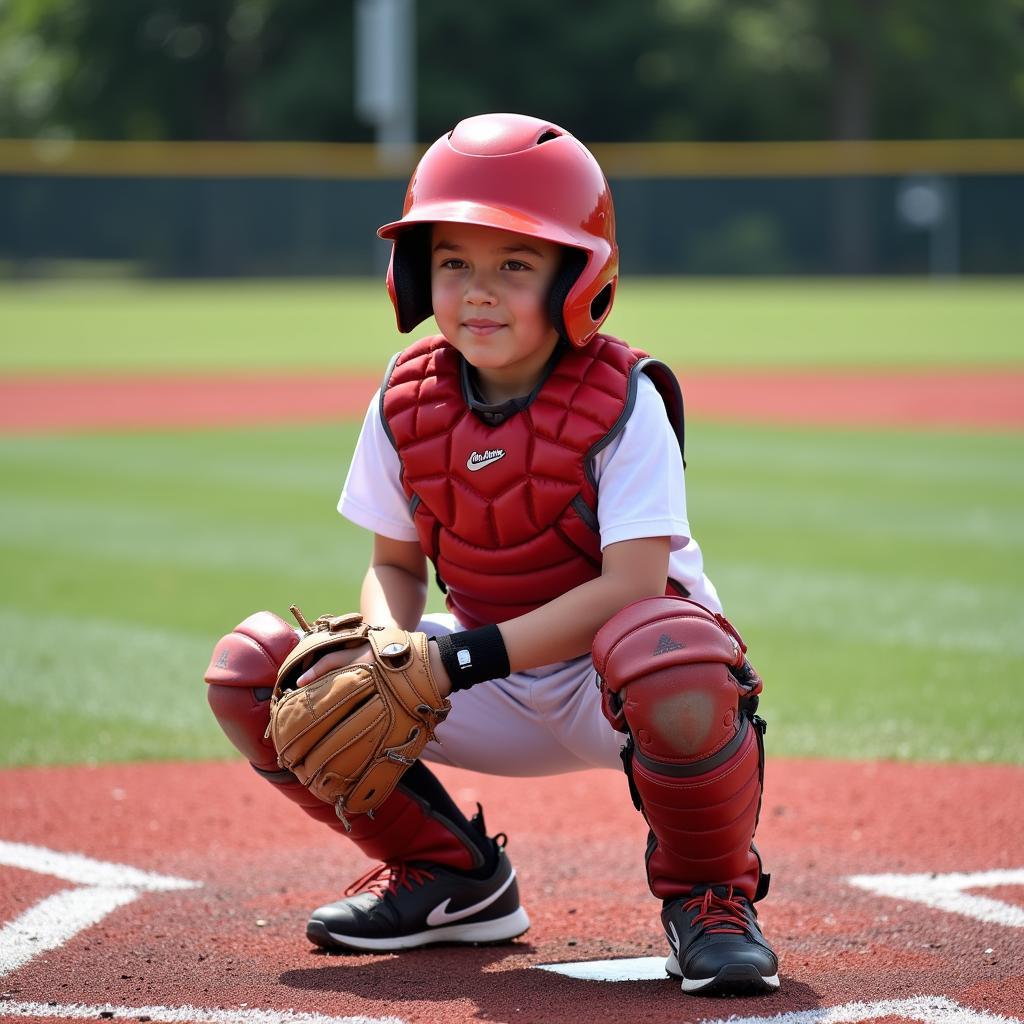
<box><xmin>503</xmin><ymin>260</ymin><xmax>530</xmax><ymax>271</ymax></box>
<box><xmin>439</xmin><ymin>258</ymin><xmax>465</xmax><ymax>270</ymax></box>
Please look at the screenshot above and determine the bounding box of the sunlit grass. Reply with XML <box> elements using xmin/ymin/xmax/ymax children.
<box><xmin>1</xmin><ymin>277</ymin><xmax>1021</xmax><ymax>373</ymax></box>
<box><xmin>1</xmin><ymin>421</ymin><xmax>1020</xmax><ymax>766</ymax></box>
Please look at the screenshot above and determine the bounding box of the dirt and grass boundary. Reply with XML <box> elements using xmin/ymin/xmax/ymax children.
<box><xmin>2</xmin><ymin>369</ymin><xmax>1023</xmax><ymax>433</ymax></box>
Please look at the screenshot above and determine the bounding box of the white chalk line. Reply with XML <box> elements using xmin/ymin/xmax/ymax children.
<box><xmin>0</xmin><ymin>1002</ymin><xmax>405</xmax><ymax>1024</ymax></box>
<box><xmin>698</xmin><ymin>995</ymin><xmax>1023</xmax><ymax>1024</ymax></box>
<box><xmin>0</xmin><ymin>840</ymin><xmax>202</xmax><ymax>978</ymax></box>
<box><xmin>0</xmin><ymin>886</ymin><xmax>139</xmax><ymax>977</ymax></box>
<box><xmin>848</xmin><ymin>867</ymin><xmax>1024</xmax><ymax>928</ymax></box>
<box><xmin>534</xmin><ymin>963</ymin><xmax>1024</xmax><ymax>1024</ymax></box>
<box><xmin>0</xmin><ymin>841</ymin><xmax>200</xmax><ymax>891</ymax></box>
<box><xmin>7</xmin><ymin>992</ymin><xmax>1020</xmax><ymax>1024</ymax></box>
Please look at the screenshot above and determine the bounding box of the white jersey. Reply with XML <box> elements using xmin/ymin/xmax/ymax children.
<box><xmin>337</xmin><ymin>370</ymin><xmax>722</xmax><ymax>776</ymax></box>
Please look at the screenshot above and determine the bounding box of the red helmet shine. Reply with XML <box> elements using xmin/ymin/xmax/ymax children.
<box><xmin>378</xmin><ymin>112</ymin><xmax>618</xmax><ymax>348</ymax></box>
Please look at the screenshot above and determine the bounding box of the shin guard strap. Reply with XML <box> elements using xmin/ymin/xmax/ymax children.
<box><xmin>633</xmin><ymin>715</ymin><xmax>750</xmax><ymax>777</ymax></box>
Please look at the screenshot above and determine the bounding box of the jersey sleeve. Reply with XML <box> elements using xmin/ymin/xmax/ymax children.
<box><xmin>593</xmin><ymin>373</ymin><xmax>691</xmax><ymax>551</ymax></box>
<box><xmin>337</xmin><ymin>391</ymin><xmax>420</xmax><ymax>542</ymax></box>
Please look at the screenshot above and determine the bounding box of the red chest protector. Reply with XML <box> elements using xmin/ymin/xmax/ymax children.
<box><xmin>380</xmin><ymin>334</ymin><xmax>685</xmax><ymax>630</ymax></box>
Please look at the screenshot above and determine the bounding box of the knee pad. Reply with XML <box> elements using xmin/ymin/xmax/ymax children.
<box><xmin>205</xmin><ymin>610</ymin><xmax>300</xmax><ymax>770</ymax></box>
<box><xmin>594</xmin><ymin>597</ymin><xmax>768</xmax><ymax>902</ymax></box>
<box><xmin>206</xmin><ymin>682</ymin><xmax>278</xmax><ymax>772</ymax></box>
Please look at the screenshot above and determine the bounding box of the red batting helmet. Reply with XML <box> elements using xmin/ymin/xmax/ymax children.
<box><xmin>378</xmin><ymin>112</ymin><xmax>618</xmax><ymax>348</ymax></box>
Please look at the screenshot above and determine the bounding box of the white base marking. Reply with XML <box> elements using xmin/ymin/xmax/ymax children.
<box><xmin>535</xmin><ymin>955</ymin><xmax>668</xmax><ymax>981</ymax></box>
<box><xmin>2</xmin><ymin>1003</ymin><xmax>405</xmax><ymax>1024</ymax></box>
<box><xmin>698</xmin><ymin>995</ymin><xmax>1022</xmax><ymax>1024</ymax></box>
<box><xmin>847</xmin><ymin>867</ymin><xmax>1024</xmax><ymax>927</ymax></box>
<box><xmin>0</xmin><ymin>840</ymin><xmax>201</xmax><ymax>977</ymax></box>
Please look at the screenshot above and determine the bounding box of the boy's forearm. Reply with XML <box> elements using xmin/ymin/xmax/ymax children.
<box><xmin>498</xmin><ymin>571</ymin><xmax>662</xmax><ymax>673</ymax></box>
<box><xmin>360</xmin><ymin>563</ymin><xmax>428</xmax><ymax>631</ymax></box>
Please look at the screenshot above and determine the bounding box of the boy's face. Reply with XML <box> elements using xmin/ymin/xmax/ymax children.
<box><xmin>430</xmin><ymin>222</ymin><xmax>562</xmax><ymax>399</ymax></box>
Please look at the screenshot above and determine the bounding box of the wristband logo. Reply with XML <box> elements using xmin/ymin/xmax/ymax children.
<box><xmin>466</xmin><ymin>448</ymin><xmax>507</xmax><ymax>472</ymax></box>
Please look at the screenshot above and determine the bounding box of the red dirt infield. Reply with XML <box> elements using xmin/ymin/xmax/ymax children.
<box><xmin>1</xmin><ymin>758</ymin><xmax>1022</xmax><ymax>1023</ymax></box>
<box><xmin>1</xmin><ymin>369</ymin><xmax>1022</xmax><ymax>433</ymax></box>
<box><xmin>2</xmin><ymin>371</ymin><xmax>1021</xmax><ymax>1022</ymax></box>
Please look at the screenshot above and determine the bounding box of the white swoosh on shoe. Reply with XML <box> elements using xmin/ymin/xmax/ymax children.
<box><xmin>425</xmin><ymin>869</ymin><xmax>516</xmax><ymax>927</ymax></box>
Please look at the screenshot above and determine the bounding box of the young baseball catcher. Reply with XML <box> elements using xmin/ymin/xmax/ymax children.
<box><xmin>205</xmin><ymin>112</ymin><xmax>779</xmax><ymax>997</ymax></box>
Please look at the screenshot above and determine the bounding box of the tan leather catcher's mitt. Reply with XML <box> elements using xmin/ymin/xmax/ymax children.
<box><xmin>267</xmin><ymin>607</ymin><xmax>451</xmax><ymax>830</ymax></box>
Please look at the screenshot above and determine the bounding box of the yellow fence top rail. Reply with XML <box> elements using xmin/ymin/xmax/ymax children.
<box><xmin>1</xmin><ymin>138</ymin><xmax>1022</xmax><ymax>179</ymax></box>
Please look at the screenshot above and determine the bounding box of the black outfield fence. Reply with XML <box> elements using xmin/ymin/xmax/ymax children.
<box><xmin>1</xmin><ymin>140</ymin><xmax>1022</xmax><ymax>277</ymax></box>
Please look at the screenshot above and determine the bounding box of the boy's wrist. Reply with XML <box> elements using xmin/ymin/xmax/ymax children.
<box><xmin>429</xmin><ymin>625</ymin><xmax>510</xmax><ymax>693</ymax></box>
<box><xmin>427</xmin><ymin>639</ymin><xmax>453</xmax><ymax>698</ymax></box>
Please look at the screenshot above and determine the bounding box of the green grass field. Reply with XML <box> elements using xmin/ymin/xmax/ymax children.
<box><xmin>2</xmin><ymin>277</ymin><xmax>1023</xmax><ymax>372</ymax></box>
<box><xmin>1</xmin><ymin>279</ymin><xmax>1022</xmax><ymax>768</ymax></box>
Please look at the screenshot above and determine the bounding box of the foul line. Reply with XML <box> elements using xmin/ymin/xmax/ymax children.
<box><xmin>1</xmin><ymin>1003</ymin><xmax>405</xmax><ymax>1024</ymax></box>
<box><xmin>847</xmin><ymin>868</ymin><xmax>1024</xmax><ymax>928</ymax></box>
<box><xmin>698</xmin><ymin>995</ymin><xmax>1023</xmax><ymax>1024</ymax></box>
<box><xmin>7</xmin><ymin>993</ymin><xmax>1020</xmax><ymax>1024</ymax></box>
<box><xmin>0</xmin><ymin>840</ymin><xmax>200</xmax><ymax>891</ymax></box>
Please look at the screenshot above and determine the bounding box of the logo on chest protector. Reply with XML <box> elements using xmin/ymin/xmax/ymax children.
<box><xmin>466</xmin><ymin>448</ymin><xmax>507</xmax><ymax>472</ymax></box>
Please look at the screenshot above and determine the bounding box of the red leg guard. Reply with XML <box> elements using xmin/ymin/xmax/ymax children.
<box><xmin>593</xmin><ymin>596</ymin><xmax>770</xmax><ymax>903</ymax></box>
<box><xmin>205</xmin><ymin>609</ymin><xmax>481</xmax><ymax>873</ymax></box>
<box><xmin>626</xmin><ymin>715</ymin><xmax>766</xmax><ymax>902</ymax></box>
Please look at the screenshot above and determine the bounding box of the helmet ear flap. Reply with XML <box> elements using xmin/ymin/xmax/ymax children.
<box><xmin>391</xmin><ymin>224</ymin><xmax>434</xmax><ymax>333</ymax></box>
<box><xmin>547</xmin><ymin>248</ymin><xmax>588</xmax><ymax>343</ymax></box>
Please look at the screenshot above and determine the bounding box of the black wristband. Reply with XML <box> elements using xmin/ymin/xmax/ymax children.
<box><xmin>430</xmin><ymin>625</ymin><xmax>511</xmax><ymax>691</ymax></box>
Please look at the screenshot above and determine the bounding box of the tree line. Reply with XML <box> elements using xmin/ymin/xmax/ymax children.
<box><xmin>1</xmin><ymin>0</ymin><xmax>1022</xmax><ymax>143</ymax></box>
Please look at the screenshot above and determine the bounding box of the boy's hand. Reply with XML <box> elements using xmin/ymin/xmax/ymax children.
<box><xmin>296</xmin><ymin>647</ymin><xmax>375</xmax><ymax>688</ymax></box>
<box><xmin>297</xmin><ymin>633</ymin><xmax>452</xmax><ymax>696</ymax></box>
<box><xmin>295</xmin><ymin>628</ymin><xmax>452</xmax><ymax>697</ymax></box>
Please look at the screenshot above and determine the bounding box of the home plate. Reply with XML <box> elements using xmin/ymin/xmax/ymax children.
<box><xmin>534</xmin><ymin>956</ymin><xmax>669</xmax><ymax>982</ymax></box>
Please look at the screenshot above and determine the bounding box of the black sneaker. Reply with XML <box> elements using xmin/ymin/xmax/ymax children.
<box><xmin>662</xmin><ymin>885</ymin><xmax>779</xmax><ymax>995</ymax></box>
<box><xmin>306</xmin><ymin>839</ymin><xmax>530</xmax><ymax>951</ymax></box>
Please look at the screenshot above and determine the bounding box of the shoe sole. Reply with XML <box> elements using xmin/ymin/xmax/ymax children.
<box><xmin>307</xmin><ymin>906</ymin><xmax>531</xmax><ymax>952</ymax></box>
<box><xmin>665</xmin><ymin>952</ymin><xmax>780</xmax><ymax>995</ymax></box>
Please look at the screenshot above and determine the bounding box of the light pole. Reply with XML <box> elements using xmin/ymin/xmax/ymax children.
<box><xmin>355</xmin><ymin>0</ymin><xmax>416</xmax><ymax>171</ymax></box>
